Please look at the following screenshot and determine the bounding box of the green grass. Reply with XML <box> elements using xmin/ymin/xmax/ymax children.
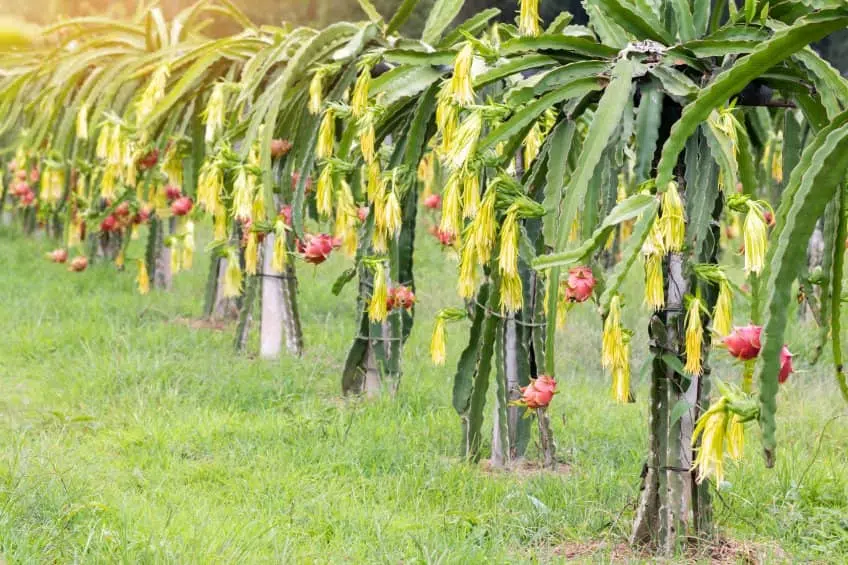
<box><xmin>0</xmin><ymin>223</ymin><xmax>846</xmax><ymax>563</ymax></box>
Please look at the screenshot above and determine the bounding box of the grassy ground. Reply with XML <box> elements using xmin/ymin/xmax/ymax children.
<box><xmin>0</xmin><ymin>223</ymin><xmax>846</xmax><ymax>563</ymax></box>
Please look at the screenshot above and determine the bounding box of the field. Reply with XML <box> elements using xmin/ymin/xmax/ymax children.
<box><xmin>0</xmin><ymin>224</ymin><xmax>846</xmax><ymax>563</ymax></box>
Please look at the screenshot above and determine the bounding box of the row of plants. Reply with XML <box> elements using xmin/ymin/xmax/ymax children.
<box><xmin>2</xmin><ymin>0</ymin><xmax>848</xmax><ymax>554</ymax></box>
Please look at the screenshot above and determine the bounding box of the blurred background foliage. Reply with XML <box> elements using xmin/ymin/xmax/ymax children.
<box><xmin>1</xmin><ymin>0</ymin><xmax>845</xmax><ymax>72</ymax></box>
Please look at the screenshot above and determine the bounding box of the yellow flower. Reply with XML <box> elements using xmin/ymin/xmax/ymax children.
<box><xmin>714</xmin><ymin>279</ymin><xmax>733</xmax><ymax>336</ymax></box>
<box><xmin>498</xmin><ymin>208</ymin><xmax>520</xmax><ymax>277</ymax></box>
<box><xmin>449</xmin><ymin>43</ymin><xmax>475</xmax><ymax>106</ymax></box>
<box><xmin>368</xmin><ymin>263</ymin><xmax>388</xmax><ymax>322</ymax></box>
<box><xmin>136</xmin><ymin>259</ymin><xmax>150</xmax><ymax>295</ymax></box>
<box><xmin>602</xmin><ymin>295</ymin><xmax>626</xmax><ymax>370</ymax></box>
<box><xmin>316</xmin><ymin>163</ymin><xmax>334</xmax><ymax>217</ymax></box>
<box><xmin>684</xmin><ymin>297</ymin><xmax>703</xmax><ymax>376</ymax></box>
<box><xmin>743</xmin><ymin>202</ymin><xmax>768</xmax><ymax>275</ymax></box>
<box><xmin>518</xmin><ymin>0</ymin><xmax>541</xmax><ymax>37</ymax></box>
<box><xmin>351</xmin><ymin>65</ymin><xmax>371</xmax><ymax>119</ymax></box>
<box><xmin>223</xmin><ymin>252</ymin><xmax>243</xmax><ymax>298</ymax></box>
<box><xmin>317</xmin><ymin>109</ymin><xmax>336</xmax><ymax>160</ymax></box>
<box><xmin>430</xmin><ymin>317</ymin><xmax>447</xmax><ymax>366</ymax></box>
<box><xmin>462</xmin><ymin>170</ymin><xmax>480</xmax><ymax>219</ymax></box>
<box><xmin>661</xmin><ymin>181</ymin><xmax>685</xmax><ymax>252</ymax></box>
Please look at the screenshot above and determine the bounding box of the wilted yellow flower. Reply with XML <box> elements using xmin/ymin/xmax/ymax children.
<box><xmin>204</xmin><ymin>82</ymin><xmax>226</xmax><ymax>143</ymax></box>
<box><xmin>136</xmin><ymin>259</ymin><xmax>150</xmax><ymax>295</ymax></box>
<box><xmin>499</xmin><ymin>272</ymin><xmax>523</xmax><ymax>313</ymax></box>
<box><xmin>383</xmin><ymin>190</ymin><xmax>402</xmax><ymax>236</ymax></box>
<box><xmin>458</xmin><ymin>242</ymin><xmax>478</xmax><ymax>299</ymax></box>
<box><xmin>101</xmin><ymin>165</ymin><xmax>117</xmax><ymax>200</ymax></box>
<box><xmin>684</xmin><ymin>297</ymin><xmax>704</xmax><ymax>376</ymax></box>
<box><xmin>449</xmin><ymin>43</ymin><xmax>475</xmax><ymax>106</ymax></box>
<box><xmin>372</xmin><ymin>227</ymin><xmax>388</xmax><ymax>254</ymax></box>
<box><xmin>359</xmin><ymin>112</ymin><xmax>376</xmax><ymax>164</ymax></box>
<box><xmin>309</xmin><ymin>68</ymin><xmax>325</xmax><ymax>115</ymax></box>
<box><xmin>611</xmin><ymin>342</ymin><xmax>631</xmax><ymax>404</ymax></box>
<box><xmin>362</xmin><ymin>161</ymin><xmax>379</xmax><ymax>203</ymax></box>
<box><xmin>317</xmin><ymin>108</ymin><xmax>336</xmax><ymax>160</ymax></box>
<box><xmin>771</xmin><ymin>131</ymin><xmax>783</xmax><ymax>183</ymax></box>
<box><xmin>213</xmin><ymin>203</ymin><xmax>228</xmax><ymax>241</ymax></box>
<box><xmin>462</xmin><ymin>170</ymin><xmax>480</xmax><ymax>219</ymax></box>
<box><xmin>726</xmin><ymin>414</ymin><xmax>745</xmax><ymax>461</ymax></box>
<box><xmin>743</xmin><ymin>202</ymin><xmax>768</xmax><ymax>275</ymax></box>
<box><xmin>602</xmin><ymin>295</ymin><xmax>626</xmax><ymax>370</ymax></box>
<box><xmin>368</xmin><ymin>262</ymin><xmax>388</xmax><ymax>322</ymax></box>
<box><xmin>232</xmin><ymin>168</ymin><xmax>254</xmax><ymax>221</ymax></box>
<box><xmin>182</xmin><ymin>220</ymin><xmax>195</xmax><ymax>270</ymax></box>
<box><xmin>223</xmin><ymin>252</ymin><xmax>243</xmax><ymax>298</ymax></box>
<box><xmin>245</xmin><ymin>231</ymin><xmax>259</xmax><ymax>275</ymax></box>
<box><xmin>439</xmin><ymin>172</ymin><xmax>463</xmax><ymax>237</ymax></box>
<box><xmin>714</xmin><ymin>279</ymin><xmax>733</xmax><ymax>336</ymax></box>
<box><xmin>498</xmin><ymin>208</ymin><xmax>520</xmax><ymax>277</ymax></box>
<box><xmin>76</xmin><ymin>104</ymin><xmax>89</xmax><ymax>140</ymax></box>
<box><xmin>316</xmin><ymin>163</ymin><xmax>334</xmax><ymax>217</ymax></box>
<box><xmin>170</xmin><ymin>239</ymin><xmax>181</xmax><ymax>274</ymax></box>
<box><xmin>518</xmin><ymin>0</ymin><xmax>541</xmax><ymax>37</ymax></box>
<box><xmin>692</xmin><ymin>398</ymin><xmax>729</xmax><ymax>485</ymax></box>
<box><xmin>96</xmin><ymin>123</ymin><xmax>111</xmax><ymax>159</ymax></box>
<box><xmin>430</xmin><ymin>317</ymin><xmax>447</xmax><ymax>365</ymax></box>
<box><xmin>524</xmin><ymin>121</ymin><xmax>542</xmax><ymax>165</ymax></box>
<box><xmin>435</xmin><ymin>92</ymin><xmax>459</xmax><ymax>155</ymax></box>
<box><xmin>661</xmin><ymin>181</ymin><xmax>685</xmax><ymax>252</ymax></box>
<box><xmin>418</xmin><ymin>152</ymin><xmax>435</xmax><ymax>197</ymax></box>
<box><xmin>137</xmin><ymin>63</ymin><xmax>169</xmax><ymax>126</ymax></box>
<box><xmin>445</xmin><ymin>111</ymin><xmax>482</xmax><ymax>171</ymax></box>
<box><xmin>351</xmin><ymin>65</ymin><xmax>371</xmax><ymax>118</ymax></box>
<box><xmin>472</xmin><ymin>187</ymin><xmax>497</xmax><ymax>265</ymax></box>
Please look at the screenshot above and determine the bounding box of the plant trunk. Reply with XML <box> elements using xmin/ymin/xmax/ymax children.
<box><xmin>153</xmin><ymin>217</ymin><xmax>172</xmax><ymax>290</ymax></box>
<box><xmin>536</xmin><ymin>407</ymin><xmax>555</xmax><ymax>470</ymax></box>
<box><xmin>280</xmin><ymin>259</ymin><xmax>304</xmax><ymax>356</ymax></box>
<box><xmin>259</xmin><ymin>235</ymin><xmax>284</xmax><ymax>360</ymax></box>
<box><xmin>662</xmin><ymin>252</ymin><xmax>689</xmax><ymax>556</ymax></box>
